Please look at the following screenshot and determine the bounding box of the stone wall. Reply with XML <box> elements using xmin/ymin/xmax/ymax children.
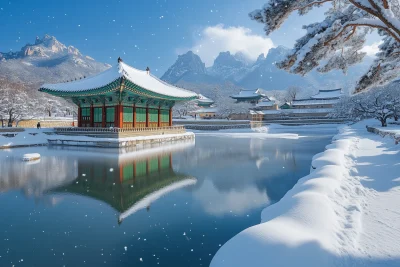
<box><xmin>17</xmin><ymin>120</ymin><xmax>77</xmax><ymax>128</ymax></box>
<box><xmin>366</xmin><ymin>126</ymin><xmax>400</xmax><ymax>145</ymax></box>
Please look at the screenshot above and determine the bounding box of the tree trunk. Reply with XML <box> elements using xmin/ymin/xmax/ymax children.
<box><xmin>8</xmin><ymin>110</ymin><xmax>13</xmax><ymax>126</ymax></box>
<box><xmin>395</xmin><ymin>115</ymin><xmax>399</xmax><ymax>122</ymax></box>
<box><xmin>380</xmin><ymin>118</ymin><xmax>388</xmax><ymax>127</ymax></box>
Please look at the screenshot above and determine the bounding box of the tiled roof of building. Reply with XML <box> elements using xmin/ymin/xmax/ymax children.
<box><xmin>231</xmin><ymin>89</ymin><xmax>264</xmax><ymax>99</ymax></box>
<box><xmin>311</xmin><ymin>89</ymin><xmax>342</xmax><ymax>100</ymax></box>
<box><xmin>40</xmin><ymin>61</ymin><xmax>198</xmax><ymax>99</ymax></box>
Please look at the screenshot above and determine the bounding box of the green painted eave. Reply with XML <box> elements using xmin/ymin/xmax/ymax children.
<box><xmin>39</xmin><ymin>79</ymin><xmax>121</xmax><ymax>97</ymax></box>
<box><xmin>39</xmin><ymin>78</ymin><xmax>197</xmax><ymax>102</ymax></box>
<box><xmin>50</xmin><ymin>169</ymin><xmax>191</xmax><ymax>213</ymax></box>
<box><xmin>230</xmin><ymin>95</ymin><xmax>262</xmax><ymax>100</ymax></box>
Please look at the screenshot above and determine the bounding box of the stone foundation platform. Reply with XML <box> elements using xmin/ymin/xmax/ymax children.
<box><xmin>47</xmin><ymin>126</ymin><xmax>194</xmax><ymax>148</ymax></box>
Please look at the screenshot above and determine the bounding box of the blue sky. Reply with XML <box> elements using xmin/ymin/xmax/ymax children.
<box><xmin>0</xmin><ymin>0</ymin><xmax>380</xmax><ymax>75</ymax></box>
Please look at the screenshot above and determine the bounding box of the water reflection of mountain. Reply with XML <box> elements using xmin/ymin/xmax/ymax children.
<box><xmin>173</xmin><ymin>135</ymin><xmax>330</xmax><ymax>204</ymax></box>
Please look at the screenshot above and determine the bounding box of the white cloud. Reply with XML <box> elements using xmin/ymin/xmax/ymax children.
<box><xmin>194</xmin><ymin>180</ymin><xmax>269</xmax><ymax>216</ymax></box>
<box><xmin>361</xmin><ymin>41</ymin><xmax>383</xmax><ymax>56</ymax></box>
<box><xmin>186</xmin><ymin>24</ymin><xmax>274</xmax><ymax>66</ymax></box>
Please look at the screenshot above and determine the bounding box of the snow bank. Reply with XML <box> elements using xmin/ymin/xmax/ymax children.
<box><xmin>0</xmin><ymin>129</ymin><xmax>51</xmax><ymax>148</ymax></box>
<box><xmin>211</xmin><ymin>125</ymin><xmax>360</xmax><ymax>267</ymax></box>
<box><xmin>212</xmin><ymin>120</ymin><xmax>400</xmax><ymax>266</ymax></box>
<box><xmin>310</xmin><ymin>148</ymin><xmax>346</xmax><ymax>172</ymax></box>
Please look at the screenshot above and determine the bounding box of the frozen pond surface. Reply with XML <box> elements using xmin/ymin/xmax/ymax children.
<box><xmin>0</xmin><ymin>128</ymin><xmax>335</xmax><ymax>266</ymax></box>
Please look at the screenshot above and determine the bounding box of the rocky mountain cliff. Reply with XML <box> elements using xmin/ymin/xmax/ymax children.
<box><xmin>162</xmin><ymin>46</ymin><xmax>373</xmax><ymax>97</ymax></box>
<box><xmin>0</xmin><ymin>34</ymin><xmax>110</xmax><ymax>86</ymax></box>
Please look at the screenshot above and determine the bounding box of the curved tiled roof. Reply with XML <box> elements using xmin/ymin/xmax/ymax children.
<box><xmin>40</xmin><ymin>61</ymin><xmax>198</xmax><ymax>100</ymax></box>
<box><xmin>256</xmin><ymin>97</ymin><xmax>275</xmax><ymax>107</ymax></box>
<box><xmin>311</xmin><ymin>89</ymin><xmax>342</xmax><ymax>100</ymax></box>
<box><xmin>231</xmin><ymin>89</ymin><xmax>264</xmax><ymax>99</ymax></box>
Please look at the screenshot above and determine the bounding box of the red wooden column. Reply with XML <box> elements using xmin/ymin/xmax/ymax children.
<box><xmin>90</xmin><ymin>104</ymin><xmax>94</xmax><ymax>127</ymax></box>
<box><xmin>77</xmin><ymin>106</ymin><xmax>82</xmax><ymax>127</ymax></box>
<box><xmin>119</xmin><ymin>104</ymin><xmax>123</xmax><ymax>128</ymax></box>
<box><xmin>169</xmin><ymin>108</ymin><xmax>173</xmax><ymax>126</ymax></box>
<box><xmin>102</xmin><ymin>104</ymin><xmax>106</xmax><ymax>128</ymax></box>
<box><xmin>114</xmin><ymin>104</ymin><xmax>123</xmax><ymax>128</ymax></box>
<box><xmin>145</xmin><ymin>106</ymin><xmax>149</xmax><ymax>127</ymax></box>
<box><xmin>133</xmin><ymin>105</ymin><xmax>136</xmax><ymax>128</ymax></box>
<box><xmin>157</xmin><ymin>108</ymin><xmax>161</xmax><ymax>127</ymax></box>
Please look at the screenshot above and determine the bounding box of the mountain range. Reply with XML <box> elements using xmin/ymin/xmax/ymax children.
<box><xmin>161</xmin><ymin>46</ymin><xmax>374</xmax><ymax>97</ymax></box>
<box><xmin>0</xmin><ymin>34</ymin><xmax>373</xmax><ymax>99</ymax></box>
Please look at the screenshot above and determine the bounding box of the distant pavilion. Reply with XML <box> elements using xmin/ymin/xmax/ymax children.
<box><xmin>230</xmin><ymin>89</ymin><xmax>265</xmax><ymax>104</ymax></box>
<box><xmin>39</xmin><ymin>58</ymin><xmax>198</xmax><ymax>128</ymax></box>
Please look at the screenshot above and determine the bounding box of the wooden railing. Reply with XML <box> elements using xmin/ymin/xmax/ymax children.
<box><xmin>54</xmin><ymin>126</ymin><xmax>186</xmax><ymax>133</ymax></box>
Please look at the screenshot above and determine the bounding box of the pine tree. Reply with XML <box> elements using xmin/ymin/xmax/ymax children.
<box><xmin>250</xmin><ymin>0</ymin><xmax>400</xmax><ymax>92</ymax></box>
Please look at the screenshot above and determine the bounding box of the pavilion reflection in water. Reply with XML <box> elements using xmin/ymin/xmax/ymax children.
<box><xmin>52</xmin><ymin>145</ymin><xmax>197</xmax><ymax>224</ymax></box>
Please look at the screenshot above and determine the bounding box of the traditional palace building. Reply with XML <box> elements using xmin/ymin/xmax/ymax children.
<box><xmin>230</xmin><ymin>89</ymin><xmax>265</xmax><ymax>104</ymax></box>
<box><xmin>254</xmin><ymin>89</ymin><xmax>343</xmax><ymax>120</ymax></box>
<box><xmin>39</xmin><ymin>58</ymin><xmax>198</xmax><ymax>128</ymax></box>
<box><xmin>193</xmin><ymin>94</ymin><xmax>218</xmax><ymax>118</ymax></box>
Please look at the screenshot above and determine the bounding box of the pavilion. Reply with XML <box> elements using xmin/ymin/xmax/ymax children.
<box><xmin>39</xmin><ymin>58</ymin><xmax>198</xmax><ymax>128</ymax></box>
<box><xmin>193</xmin><ymin>94</ymin><xmax>218</xmax><ymax>119</ymax></box>
<box><xmin>230</xmin><ymin>88</ymin><xmax>265</xmax><ymax>104</ymax></box>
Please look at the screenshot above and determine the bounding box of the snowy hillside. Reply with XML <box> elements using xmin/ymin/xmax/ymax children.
<box><xmin>0</xmin><ymin>34</ymin><xmax>110</xmax><ymax>85</ymax></box>
<box><xmin>162</xmin><ymin>46</ymin><xmax>373</xmax><ymax>94</ymax></box>
<box><xmin>0</xmin><ymin>35</ymin><xmax>111</xmax><ymax>120</ymax></box>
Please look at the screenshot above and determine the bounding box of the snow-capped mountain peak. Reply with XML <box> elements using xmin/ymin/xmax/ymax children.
<box><xmin>161</xmin><ymin>51</ymin><xmax>206</xmax><ymax>83</ymax></box>
<box><xmin>0</xmin><ymin>35</ymin><xmax>83</xmax><ymax>60</ymax></box>
<box><xmin>0</xmin><ymin>34</ymin><xmax>110</xmax><ymax>84</ymax></box>
<box><xmin>162</xmin><ymin>47</ymin><xmax>373</xmax><ymax>94</ymax></box>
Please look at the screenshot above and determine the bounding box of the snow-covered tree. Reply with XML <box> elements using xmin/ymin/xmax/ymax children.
<box><xmin>332</xmin><ymin>82</ymin><xmax>400</xmax><ymax>126</ymax></box>
<box><xmin>286</xmin><ymin>86</ymin><xmax>302</xmax><ymax>102</ymax></box>
<box><xmin>250</xmin><ymin>0</ymin><xmax>400</xmax><ymax>92</ymax></box>
<box><xmin>216</xmin><ymin>98</ymin><xmax>253</xmax><ymax>118</ymax></box>
<box><xmin>0</xmin><ymin>80</ymin><xmax>36</xmax><ymax>126</ymax></box>
<box><xmin>173</xmin><ymin>100</ymin><xmax>198</xmax><ymax>118</ymax></box>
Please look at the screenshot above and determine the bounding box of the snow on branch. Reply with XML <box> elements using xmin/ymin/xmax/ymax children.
<box><xmin>250</xmin><ymin>0</ymin><xmax>400</xmax><ymax>91</ymax></box>
<box><xmin>332</xmin><ymin>80</ymin><xmax>400</xmax><ymax>125</ymax></box>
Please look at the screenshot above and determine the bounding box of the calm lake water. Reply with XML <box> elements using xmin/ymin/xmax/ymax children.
<box><xmin>0</xmin><ymin>128</ymin><xmax>335</xmax><ymax>267</ymax></box>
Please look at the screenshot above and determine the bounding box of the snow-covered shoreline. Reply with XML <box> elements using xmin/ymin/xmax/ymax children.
<box><xmin>211</xmin><ymin>120</ymin><xmax>400</xmax><ymax>267</ymax></box>
<box><xmin>0</xmin><ymin>128</ymin><xmax>195</xmax><ymax>149</ymax></box>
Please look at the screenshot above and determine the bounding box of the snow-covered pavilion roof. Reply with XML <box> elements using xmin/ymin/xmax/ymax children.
<box><xmin>39</xmin><ymin>61</ymin><xmax>198</xmax><ymax>100</ymax></box>
<box><xmin>194</xmin><ymin>107</ymin><xmax>218</xmax><ymax>113</ymax></box>
<box><xmin>311</xmin><ymin>89</ymin><xmax>342</xmax><ymax>100</ymax></box>
<box><xmin>231</xmin><ymin>89</ymin><xmax>265</xmax><ymax>99</ymax></box>
<box><xmin>119</xmin><ymin>178</ymin><xmax>197</xmax><ymax>222</ymax></box>
<box><xmin>256</xmin><ymin>97</ymin><xmax>275</xmax><ymax>107</ymax></box>
<box><xmin>291</xmin><ymin>99</ymin><xmax>339</xmax><ymax>106</ymax></box>
<box><xmin>197</xmin><ymin>94</ymin><xmax>214</xmax><ymax>104</ymax></box>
